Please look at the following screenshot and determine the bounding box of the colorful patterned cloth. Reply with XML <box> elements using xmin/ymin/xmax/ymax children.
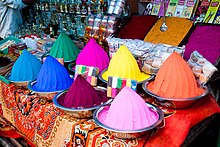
<box><xmin>107</xmin><ymin>76</ymin><xmax>137</xmax><ymax>98</ymax></box>
<box><xmin>75</xmin><ymin>65</ymin><xmax>99</xmax><ymax>86</ymax></box>
<box><xmin>0</xmin><ymin>81</ymin><xmax>219</xmax><ymax>147</ymax></box>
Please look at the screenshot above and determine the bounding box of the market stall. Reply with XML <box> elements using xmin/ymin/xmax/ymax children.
<box><xmin>0</xmin><ymin>81</ymin><xmax>219</xmax><ymax>146</ymax></box>
<box><xmin>0</xmin><ymin>0</ymin><xmax>220</xmax><ymax>146</ymax></box>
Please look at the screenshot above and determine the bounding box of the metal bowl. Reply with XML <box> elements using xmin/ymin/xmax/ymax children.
<box><xmin>41</xmin><ymin>52</ymin><xmax>75</xmax><ymax>63</ymax></box>
<box><xmin>28</xmin><ymin>80</ymin><xmax>67</xmax><ymax>100</ymax></box>
<box><xmin>93</xmin><ymin>102</ymin><xmax>164</xmax><ymax>140</ymax></box>
<box><xmin>5</xmin><ymin>72</ymin><xmax>31</xmax><ymax>89</ymax></box>
<box><xmin>142</xmin><ymin>81</ymin><xmax>209</xmax><ymax>109</ymax></box>
<box><xmin>98</xmin><ymin>68</ymin><xmax>154</xmax><ymax>84</ymax></box>
<box><xmin>53</xmin><ymin>86</ymin><xmax>111</xmax><ymax>118</ymax></box>
<box><xmin>67</xmin><ymin>62</ymin><xmax>76</xmax><ymax>74</ymax></box>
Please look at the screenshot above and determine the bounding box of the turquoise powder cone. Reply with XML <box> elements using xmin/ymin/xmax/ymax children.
<box><xmin>9</xmin><ymin>49</ymin><xmax>42</xmax><ymax>81</ymax></box>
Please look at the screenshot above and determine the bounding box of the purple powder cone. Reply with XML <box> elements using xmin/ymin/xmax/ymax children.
<box><xmin>58</xmin><ymin>74</ymin><xmax>108</xmax><ymax>108</ymax></box>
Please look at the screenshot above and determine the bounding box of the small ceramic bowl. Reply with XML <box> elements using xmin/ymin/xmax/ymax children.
<box><xmin>28</xmin><ymin>80</ymin><xmax>67</xmax><ymax>100</ymax></box>
<box><xmin>53</xmin><ymin>86</ymin><xmax>111</xmax><ymax>118</ymax></box>
<box><xmin>93</xmin><ymin>102</ymin><xmax>164</xmax><ymax>140</ymax></box>
<box><xmin>142</xmin><ymin>81</ymin><xmax>209</xmax><ymax>109</ymax></box>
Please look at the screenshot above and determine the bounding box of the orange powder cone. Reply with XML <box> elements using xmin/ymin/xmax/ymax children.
<box><xmin>148</xmin><ymin>52</ymin><xmax>205</xmax><ymax>98</ymax></box>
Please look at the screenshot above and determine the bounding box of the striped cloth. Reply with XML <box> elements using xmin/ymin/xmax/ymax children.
<box><xmin>107</xmin><ymin>76</ymin><xmax>137</xmax><ymax>98</ymax></box>
<box><xmin>74</xmin><ymin>65</ymin><xmax>99</xmax><ymax>86</ymax></box>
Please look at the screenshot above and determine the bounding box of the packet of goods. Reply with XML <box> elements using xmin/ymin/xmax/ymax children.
<box><xmin>107</xmin><ymin>76</ymin><xmax>137</xmax><ymax>98</ymax></box>
<box><xmin>8</xmin><ymin>43</ymin><xmax>27</xmax><ymax>57</ymax></box>
<box><xmin>36</xmin><ymin>38</ymin><xmax>56</xmax><ymax>52</ymax></box>
<box><xmin>0</xmin><ymin>40</ymin><xmax>16</xmax><ymax>51</ymax></box>
<box><xmin>74</xmin><ymin>65</ymin><xmax>99</xmax><ymax>86</ymax></box>
<box><xmin>141</xmin><ymin>44</ymin><xmax>185</xmax><ymax>75</ymax></box>
<box><xmin>107</xmin><ymin>37</ymin><xmax>154</xmax><ymax>58</ymax></box>
<box><xmin>187</xmin><ymin>51</ymin><xmax>218</xmax><ymax>84</ymax></box>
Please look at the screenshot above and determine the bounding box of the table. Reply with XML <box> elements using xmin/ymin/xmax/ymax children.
<box><xmin>0</xmin><ymin>81</ymin><xmax>219</xmax><ymax>147</ymax></box>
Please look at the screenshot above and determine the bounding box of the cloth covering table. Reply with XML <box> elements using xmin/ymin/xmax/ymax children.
<box><xmin>0</xmin><ymin>81</ymin><xmax>219</xmax><ymax>147</ymax></box>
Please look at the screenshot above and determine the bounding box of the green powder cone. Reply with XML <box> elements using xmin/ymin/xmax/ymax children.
<box><xmin>50</xmin><ymin>32</ymin><xmax>80</xmax><ymax>62</ymax></box>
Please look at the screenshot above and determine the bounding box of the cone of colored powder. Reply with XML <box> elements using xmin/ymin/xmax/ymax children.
<box><xmin>50</xmin><ymin>32</ymin><xmax>80</xmax><ymax>62</ymax></box>
<box><xmin>184</xmin><ymin>25</ymin><xmax>220</xmax><ymax>64</ymax></box>
<box><xmin>99</xmin><ymin>87</ymin><xmax>159</xmax><ymax>130</ymax></box>
<box><xmin>32</xmin><ymin>56</ymin><xmax>73</xmax><ymax>92</ymax></box>
<box><xmin>147</xmin><ymin>52</ymin><xmax>205</xmax><ymax>98</ymax></box>
<box><xmin>102</xmin><ymin>45</ymin><xmax>151</xmax><ymax>82</ymax></box>
<box><xmin>75</xmin><ymin>38</ymin><xmax>109</xmax><ymax>72</ymax></box>
<box><xmin>144</xmin><ymin>17</ymin><xmax>193</xmax><ymax>46</ymax></box>
<box><xmin>58</xmin><ymin>74</ymin><xmax>108</xmax><ymax>108</ymax></box>
<box><xmin>9</xmin><ymin>49</ymin><xmax>41</xmax><ymax>81</ymax></box>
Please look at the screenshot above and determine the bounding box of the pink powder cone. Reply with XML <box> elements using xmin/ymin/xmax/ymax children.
<box><xmin>102</xmin><ymin>87</ymin><xmax>159</xmax><ymax>130</ymax></box>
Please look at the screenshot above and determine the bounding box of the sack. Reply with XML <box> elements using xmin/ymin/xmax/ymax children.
<box><xmin>22</xmin><ymin>0</ymin><xmax>35</xmax><ymax>5</ymax></box>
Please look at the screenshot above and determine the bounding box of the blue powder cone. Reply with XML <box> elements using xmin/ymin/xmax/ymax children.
<box><xmin>9</xmin><ymin>50</ymin><xmax>42</xmax><ymax>81</ymax></box>
<box><xmin>32</xmin><ymin>56</ymin><xmax>73</xmax><ymax>92</ymax></box>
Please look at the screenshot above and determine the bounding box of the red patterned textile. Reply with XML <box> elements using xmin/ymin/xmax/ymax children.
<box><xmin>0</xmin><ymin>81</ymin><xmax>219</xmax><ymax>147</ymax></box>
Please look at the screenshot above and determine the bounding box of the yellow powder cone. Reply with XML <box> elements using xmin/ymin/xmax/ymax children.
<box><xmin>102</xmin><ymin>45</ymin><xmax>151</xmax><ymax>82</ymax></box>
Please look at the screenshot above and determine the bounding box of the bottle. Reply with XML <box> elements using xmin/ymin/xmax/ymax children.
<box><xmin>75</xmin><ymin>0</ymin><xmax>82</xmax><ymax>14</ymax></box>
<box><xmin>56</xmin><ymin>0</ymin><xmax>60</xmax><ymax>12</ymax></box>
<box><xmin>102</xmin><ymin>0</ymin><xmax>108</xmax><ymax>14</ymax></box>
<box><xmin>87</xmin><ymin>0</ymin><xmax>92</xmax><ymax>15</ymax></box>
<box><xmin>81</xmin><ymin>0</ymin><xmax>88</xmax><ymax>15</ymax></box>
<box><xmin>44</xmin><ymin>0</ymin><xmax>50</xmax><ymax>11</ymax></box>
<box><xmin>60</xmin><ymin>0</ymin><xmax>65</xmax><ymax>13</ymax></box>
<box><xmin>31</xmin><ymin>37</ymin><xmax>37</xmax><ymax>50</ymax></box>
<box><xmin>69</xmin><ymin>0</ymin><xmax>75</xmax><ymax>13</ymax></box>
<box><xmin>65</xmin><ymin>0</ymin><xmax>70</xmax><ymax>13</ymax></box>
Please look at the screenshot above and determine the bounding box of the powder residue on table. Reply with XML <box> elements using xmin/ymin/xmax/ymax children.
<box><xmin>147</xmin><ymin>52</ymin><xmax>205</xmax><ymax>98</ymax></box>
<box><xmin>184</xmin><ymin>25</ymin><xmax>220</xmax><ymax>64</ymax></box>
<box><xmin>144</xmin><ymin>17</ymin><xmax>193</xmax><ymax>46</ymax></box>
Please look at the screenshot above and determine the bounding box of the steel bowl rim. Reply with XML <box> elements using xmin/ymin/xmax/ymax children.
<box><xmin>98</xmin><ymin>68</ymin><xmax>155</xmax><ymax>84</ymax></box>
<box><xmin>5</xmin><ymin>72</ymin><xmax>32</xmax><ymax>84</ymax></box>
<box><xmin>53</xmin><ymin>89</ymin><xmax>112</xmax><ymax>112</ymax></box>
<box><xmin>93</xmin><ymin>102</ymin><xmax>164</xmax><ymax>133</ymax></box>
<box><xmin>142</xmin><ymin>81</ymin><xmax>209</xmax><ymax>101</ymax></box>
<box><xmin>28</xmin><ymin>80</ymin><xmax>68</xmax><ymax>94</ymax></box>
<box><xmin>42</xmin><ymin>52</ymin><xmax>76</xmax><ymax>63</ymax></box>
<box><xmin>68</xmin><ymin>62</ymin><xmax>76</xmax><ymax>73</ymax></box>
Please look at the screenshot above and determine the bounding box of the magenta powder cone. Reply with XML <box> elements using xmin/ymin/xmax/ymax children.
<box><xmin>58</xmin><ymin>75</ymin><xmax>108</xmax><ymax>108</ymax></box>
<box><xmin>75</xmin><ymin>38</ymin><xmax>109</xmax><ymax>72</ymax></box>
<box><xmin>184</xmin><ymin>25</ymin><xmax>220</xmax><ymax>64</ymax></box>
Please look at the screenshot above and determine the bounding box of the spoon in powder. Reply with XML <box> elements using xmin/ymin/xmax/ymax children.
<box><xmin>160</xmin><ymin>0</ymin><xmax>168</xmax><ymax>32</ymax></box>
